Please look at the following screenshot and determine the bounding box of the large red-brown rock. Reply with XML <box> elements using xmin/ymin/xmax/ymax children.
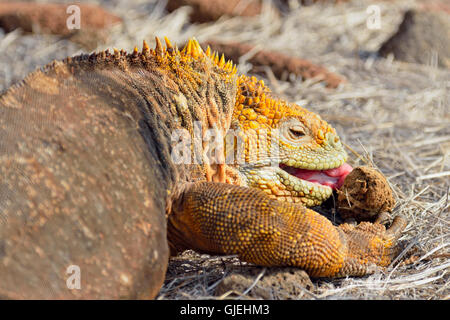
<box><xmin>0</xmin><ymin>2</ymin><xmax>122</xmax><ymax>35</ymax></box>
<box><xmin>0</xmin><ymin>2</ymin><xmax>122</xmax><ymax>49</ymax></box>
<box><xmin>166</xmin><ymin>0</ymin><xmax>349</xmax><ymax>23</ymax></box>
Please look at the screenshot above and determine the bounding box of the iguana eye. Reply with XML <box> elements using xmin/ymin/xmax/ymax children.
<box><xmin>280</xmin><ymin>118</ymin><xmax>310</xmax><ymax>144</ymax></box>
<box><xmin>288</xmin><ymin>125</ymin><xmax>305</xmax><ymax>139</ymax></box>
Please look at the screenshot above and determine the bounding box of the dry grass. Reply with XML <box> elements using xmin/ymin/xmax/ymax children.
<box><xmin>0</xmin><ymin>0</ymin><xmax>448</xmax><ymax>299</ymax></box>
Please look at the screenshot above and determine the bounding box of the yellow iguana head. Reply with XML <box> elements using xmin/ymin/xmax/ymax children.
<box><xmin>145</xmin><ymin>37</ymin><xmax>351</xmax><ymax>207</ymax></box>
<box><xmin>229</xmin><ymin>75</ymin><xmax>352</xmax><ymax>207</ymax></box>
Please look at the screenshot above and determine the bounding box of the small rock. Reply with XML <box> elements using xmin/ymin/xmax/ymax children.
<box><xmin>337</xmin><ymin>166</ymin><xmax>396</xmax><ymax>222</ymax></box>
<box><xmin>216</xmin><ymin>267</ymin><xmax>314</xmax><ymax>299</ymax></box>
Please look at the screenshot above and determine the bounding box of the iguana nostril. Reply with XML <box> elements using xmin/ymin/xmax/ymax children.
<box><xmin>326</xmin><ymin>133</ymin><xmax>341</xmax><ymax>148</ymax></box>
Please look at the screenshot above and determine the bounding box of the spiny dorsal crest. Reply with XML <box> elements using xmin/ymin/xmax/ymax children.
<box><xmin>138</xmin><ymin>37</ymin><xmax>237</xmax><ymax>74</ymax></box>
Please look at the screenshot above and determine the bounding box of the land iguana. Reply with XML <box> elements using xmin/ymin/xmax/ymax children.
<box><xmin>0</xmin><ymin>37</ymin><xmax>406</xmax><ymax>299</ymax></box>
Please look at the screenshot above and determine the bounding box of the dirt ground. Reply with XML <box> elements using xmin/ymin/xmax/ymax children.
<box><xmin>0</xmin><ymin>0</ymin><xmax>448</xmax><ymax>299</ymax></box>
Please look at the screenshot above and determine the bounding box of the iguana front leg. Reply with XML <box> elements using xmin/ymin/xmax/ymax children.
<box><xmin>167</xmin><ymin>182</ymin><xmax>406</xmax><ymax>278</ymax></box>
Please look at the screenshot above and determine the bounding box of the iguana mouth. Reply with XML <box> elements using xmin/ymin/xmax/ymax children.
<box><xmin>279</xmin><ymin>163</ymin><xmax>353</xmax><ymax>189</ymax></box>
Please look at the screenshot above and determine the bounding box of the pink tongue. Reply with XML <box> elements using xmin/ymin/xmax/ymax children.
<box><xmin>288</xmin><ymin>163</ymin><xmax>353</xmax><ymax>189</ymax></box>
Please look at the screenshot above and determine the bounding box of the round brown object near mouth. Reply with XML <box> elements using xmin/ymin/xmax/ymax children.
<box><xmin>337</xmin><ymin>166</ymin><xmax>395</xmax><ymax>222</ymax></box>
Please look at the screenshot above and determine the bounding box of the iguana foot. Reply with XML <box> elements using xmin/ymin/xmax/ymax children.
<box><xmin>336</xmin><ymin>215</ymin><xmax>407</xmax><ymax>277</ymax></box>
<box><xmin>167</xmin><ymin>182</ymin><xmax>407</xmax><ymax>278</ymax></box>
